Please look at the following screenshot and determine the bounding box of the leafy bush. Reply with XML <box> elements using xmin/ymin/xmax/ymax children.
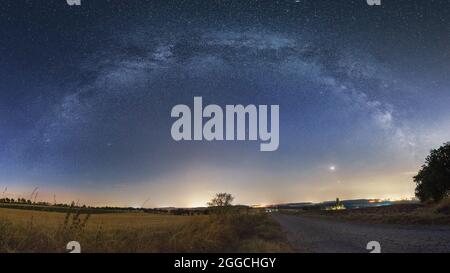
<box><xmin>414</xmin><ymin>142</ymin><xmax>450</xmax><ymax>202</ymax></box>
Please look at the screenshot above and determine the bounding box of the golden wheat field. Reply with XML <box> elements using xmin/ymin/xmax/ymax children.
<box><xmin>0</xmin><ymin>208</ymin><xmax>197</xmax><ymax>230</ymax></box>
<box><xmin>0</xmin><ymin>208</ymin><xmax>292</xmax><ymax>253</ymax></box>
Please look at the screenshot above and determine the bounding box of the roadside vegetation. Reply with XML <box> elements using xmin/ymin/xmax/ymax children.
<box><xmin>0</xmin><ymin>193</ymin><xmax>292</xmax><ymax>253</ymax></box>
<box><xmin>281</xmin><ymin>199</ymin><xmax>450</xmax><ymax>225</ymax></box>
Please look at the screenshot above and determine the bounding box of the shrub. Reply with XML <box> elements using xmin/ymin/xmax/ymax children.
<box><xmin>414</xmin><ymin>142</ymin><xmax>450</xmax><ymax>202</ymax></box>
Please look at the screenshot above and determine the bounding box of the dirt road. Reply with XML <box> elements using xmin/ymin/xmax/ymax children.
<box><xmin>272</xmin><ymin>213</ymin><xmax>450</xmax><ymax>253</ymax></box>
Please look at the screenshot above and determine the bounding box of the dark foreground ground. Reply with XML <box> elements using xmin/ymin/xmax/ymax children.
<box><xmin>272</xmin><ymin>213</ymin><xmax>450</xmax><ymax>253</ymax></box>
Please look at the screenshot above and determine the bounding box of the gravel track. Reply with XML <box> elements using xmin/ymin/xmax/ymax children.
<box><xmin>272</xmin><ymin>213</ymin><xmax>450</xmax><ymax>253</ymax></box>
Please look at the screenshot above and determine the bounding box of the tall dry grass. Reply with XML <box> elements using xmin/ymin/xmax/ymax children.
<box><xmin>0</xmin><ymin>208</ymin><xmax>292</xmax><ymax>253</ymax></box>
<box><xmin>436</xmin><ymin>197</ymin><xmax>450</xmax><ymax>215</ymax></box>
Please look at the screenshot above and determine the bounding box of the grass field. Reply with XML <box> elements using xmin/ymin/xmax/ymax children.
<box><xmin>0</xmin><ymin>207</ymin><xmax>292</xmax><ymax>253</ymax></box>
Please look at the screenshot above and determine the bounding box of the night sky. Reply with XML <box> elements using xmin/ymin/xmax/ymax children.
<box><xmin>1</xmin><ymin>0</ymin><xmax>449</xmax><ymax>207</ymax></box>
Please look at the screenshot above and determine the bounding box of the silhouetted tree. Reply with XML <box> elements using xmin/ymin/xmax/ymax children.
<box><xmin>414</xmin><ymin>142</ymin><xmax>450</xmax><ymax>202</ymax></box>
<box><xmin>208</xmin><ymin>193</ymin><xmax>234</xmax><ymax>214</ymax></box>
<box><xmin>208</xmin><ymin>193</ymin><xmax>234</xmax><ymax>207</ymax></box>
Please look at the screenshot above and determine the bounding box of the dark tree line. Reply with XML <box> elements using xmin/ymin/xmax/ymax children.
<box><xmin>0</xmin><ymin>198</ymin><xmax>35</xmax><ymax>205</ymax></box>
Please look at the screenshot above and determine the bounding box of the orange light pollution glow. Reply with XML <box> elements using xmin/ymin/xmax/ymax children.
<box><xmin>1</xmin><ymin>164</ymin><xmax>418</xmax><ymax>208</ymax></box>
